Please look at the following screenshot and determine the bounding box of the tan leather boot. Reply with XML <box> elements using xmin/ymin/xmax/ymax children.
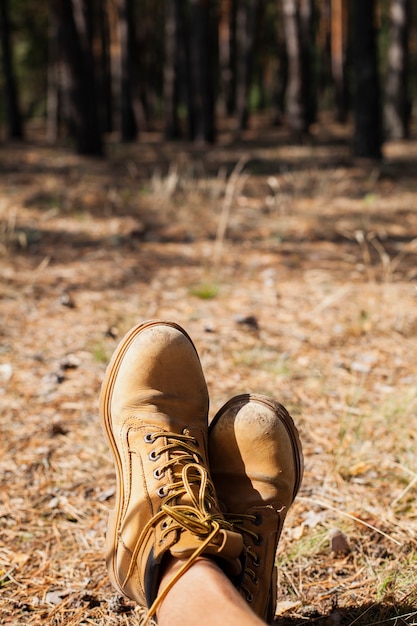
<box><xmin>209</xmin><ymin>393</ymin><xmax>303</xmax><ymax>622</ymax></box>
<box><xmin>100</xmin><ymin>321</ymin><xmax>244</xmax><ymax>621</ymax></box>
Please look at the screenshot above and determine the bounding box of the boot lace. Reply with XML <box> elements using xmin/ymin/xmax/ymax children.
<box><xmin>128</xmin><ymin>429</ymin><xmax>236</xmax><ymax>622</ymax></box>
<box><xmin>224</xmin><ymin>512</ymin><xmax>263</xmax><ymax>602</ymax></box>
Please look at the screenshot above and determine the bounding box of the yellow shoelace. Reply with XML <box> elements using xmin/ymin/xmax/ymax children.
<box><xmin>126</xmin><ymin>430</ymin><xmax>235</xmax><ymax>623</ymax></box>
<box><xmin>222</xmin><ymin>513</ymin><xmax>262</xmax><ymax>602</ymax></box>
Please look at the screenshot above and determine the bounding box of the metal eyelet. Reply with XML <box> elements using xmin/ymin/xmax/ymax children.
<box><xmin>254</xmin><ymin>534</ymin><xmax>263</xmax><ymax>546</ymax></box>
<box><xmin>144</xmin><ymin>433</ymin><xmax>155</xmax><ymax>443</ymax></box>
<box><xmin>157</xmin><ymin>486</ymin><xmax>166</xmax><ymax>497</ymax></box>
<box><xmin>252</xmin><ymin>554</ymin><xmax>261</xmax><ymax>567</ymax></box>
<box><xmin>182</xmin><ymin>427</ymin><xmax>198</xmax><ymax>446</ymax></box>
<box><xmin>252</xmin><ymin>513</ymin><xmax>262</xmax><ymax>526</ymax></box>
<box><xmin>246</xmin><ymin>591</ymin><xmax>253</xmax><ymax>603</ymax></box>
<box><xmin>154</xmin><ymin>467</ymin><xmax>165</xmax><ymax>479</ymax></box>
<box><xmin>245</xmin><ymin>568</ymin><xmax>258</xmax><ymax>584</ymax></box>
<box><xmin>149</xmin><ymin>450</ymin><xmax>160</xmax><ymax>461</ymax></box>
<box><xmin>161</xmin><ymin>519</ymin><xmax>170</xmax><ymax>530</ymax></box>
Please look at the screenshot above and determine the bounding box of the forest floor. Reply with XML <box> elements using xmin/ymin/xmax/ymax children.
<box><xmin>0</xmin><ymin>119</ymin><xmax>416</xmax><ymax>625</ymax></box>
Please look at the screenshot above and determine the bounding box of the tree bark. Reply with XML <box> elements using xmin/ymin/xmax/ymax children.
<box><xmin>299</xmin><ymin>0</ymin><xmax>316</xmax><ymax>126</ymax></box>
<box><xmin>163</xmin><ymin>0</ymin><xmax>180</xmax><ymax>139</ymax></box>
<box><xmin>282</xmin><ymin>0</ymin><xmax>307</xmax><ymax>137</ymax></box>
<box><xmin>46</xmin><ymin>2</ymin><xmax>59</xmax><ymax>143</ymax></box>
<box><xmin>189</xmin><ymin>0</ymin><xmax>216</xmax><ymax>142</ymax></box>
<box><xmin>331</xmin><ymin>0</ymin><xmax>348</xmax><ymax>122</ymax></box>
<box><xmin>384</xmin><ymin>0</ymin><xmax>410</xmax><ymax>139</ymax></box>
<box><xmin>219</xmin><ymin>0</ymin><xmax>236</xmax><ymax>116</ymax></box>
<box><xmin>52</xmin><ymin>0</ymin><xmax>103</xmax><ymax>155</ymax></box>
<box><xmin>352</xmin><ymin>0</ymin><xmax>382</xmax><ymax>158</ymax></box>
<box><xmin>272</xmin><ymin>0</ymin><xmax>288</xmax><ymax>125</ymax></box>
<box><xmin>118</xmin><ymin>0</ymin><xmax>138</xmax><ymax>141</ymax></box>
<box><xmin>235</xmin><ymin>0</ymin><xmax>259</xmax><ymax>132</ymax></box>
<box><xmin>0</xmin><ymin>0</ymin><xmax>23</xmax><ymax>139</ymax></box>
<box><xmin>96</xmin><ymin>0</ymin><xmax>113</xmax><ymax>134</ymax></box>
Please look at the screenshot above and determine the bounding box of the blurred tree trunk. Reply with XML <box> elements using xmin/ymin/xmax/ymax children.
<box><xmin>219</xmin><ymin>0</ymin><xmax>237</xmax><ymax>116</ymax></box>
<box><xmin>317</xmin><ymin>0</ymin><xmax>331</xmax><ymax>96</ymax></box>
<box><xmin>272</xmin><ymin>0</ymin><xmax>288</xmax><ymax>125</ymax></box>
<box><xmin>384</xmin><ymin>0</ymin><xmax>410</xmax><ymax>139</ymax></box>
<box><xmin>352</xmin><ymin>0</ymin><xmax>382</xmax><ymax>158</ymax></box>
<box><xmin>174</xmin><ymin>0</ymin><xmax>195</xmax><ymax>139</ymax></box>
<box><xmin>52</xmin><ymin>0</ymin><xmax>103</xmax><ymax>155</ymax></box>
<box><xmin>188</xmin><ymin>0</ymin><xmax>217</xmax><ymax>142</ymax></box>
<box><xmin>331</xmin><ymin>0</ymin><xmax>348</xmax><ymax>122</ymax></box>
<box><xmin>0</xmin><ymin>0</ymin><xmax>23</xmax><ymax>139</ymax></box>
<box><xmin>118</xmin><ymin>0</ymin><xmax>138</xmax><ymax>141</ymax></box>
<box><xmin>162</xmin><ymin>0</ymin><xmax>195</xmax><ymax>140</ymax></box>
<box><xmin>163</xmin><ymin>0</ymin><xmax>180</xmax><ymax>139</ymax></box>
<box><xmin>96</xmin><ymin>1</ymin><xmax>113</xmax><ymax>134</ymax></box>
<box><xmin>46</xmin><ymin>2</ymin><xmax>59</xmax><ymax>143</ymax></box>
<box><xmin>299</xmin><ymin>0</ymin><xmax>316</xmax><ymax>126</ymax></box>
<box><xmin>235</xmin><ymin>0</ymin><xmax>261</xmax><ymax>132</ymax></box>
<box><xmin>282</xmin><ymin>0</ymin><xmax>310</xmax><ymax>137</ymax></box>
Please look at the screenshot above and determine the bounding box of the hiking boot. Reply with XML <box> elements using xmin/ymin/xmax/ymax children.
<box><xmin>99</xmin><ymin>321</ymin><xmax>244</xmax><ymax>620</ymax></box>
<box><xmin>209</xmin><ymin>393</ymin><xmax>303</xmax><ymax>622</ymax></box>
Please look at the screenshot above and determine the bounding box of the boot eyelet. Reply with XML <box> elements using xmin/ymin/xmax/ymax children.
<box><xmin>161</xmin><ymin>519</ymin><xmax>170</xmax><ymax>530</ymax></box>
<box><xmin>252</xmin><ymin>554</ymin><xmax>261</xmax><ymax>567</ymax></box>
<box><xmin>182</xmin><ymin>428</ymin><xmax>198</xmax><ymax>446</ymax></box>
<box><xmin>254</xmin><ymin>534</ymin><xmax>263</xmax><ymax>546</ymax></box>
<box><xmin>252</xmin><ymin>513</ymin><xmax>262</xmax><ymax>526</ymax></box>
<box><xmin>144</xmin><ymin>433</ymin><xmax>156</xmax><ymax>443</ymax></box>
<box><xmin>245</xmin><ymin>568</ymin><xmax>258</xmax><ymax>584</ymax></box>
<box><xmin>246</xmin><ymin>592</ymin><xmax>253</xmax><ymax>603</ymax></box>
<box><xmin>154</xmin><ymin>468</ymin><xmax>165</xmax><ymax>479</ymax></box>
<box><xmin>149</xmin><ymin>450</ymin><xmax>160</xmax><ymax>461</ymax></box>
<box><xmin>157</xmin><ymin>486</ymin><xmax>167</xmax><ymax>497</ymax></box>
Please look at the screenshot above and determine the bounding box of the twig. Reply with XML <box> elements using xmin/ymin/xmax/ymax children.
<box><xmin>391</xmin><ymin>473</ymin><xmax>417</xmax><ymax>507</ymax></box>
<box><xmin>298</xmin><ymin>496</ymin><xmax>402</xmax><ymax>546</ymax></box>
<box><xmin>212</xmin><ymin>156</ymin><xmax>249</xmax><ymax>267</ymax></box>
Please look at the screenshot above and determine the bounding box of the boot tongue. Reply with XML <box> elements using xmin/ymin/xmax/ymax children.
<box><xmin>170</xmin><ymin>528</ymin><xmax>243</xmax><ymax>576</ymax></box>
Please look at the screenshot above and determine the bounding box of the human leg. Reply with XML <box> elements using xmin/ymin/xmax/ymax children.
<box><xmin>157</xmin><ymin>557</ymin><xmax>266</xmax><ymax>626</ymax></box>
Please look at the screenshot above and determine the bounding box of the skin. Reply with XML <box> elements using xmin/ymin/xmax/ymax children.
<box><xmin>156</xmin><ymin>557</ymin><xmax>266</xmax><ymax>626</ymax></box>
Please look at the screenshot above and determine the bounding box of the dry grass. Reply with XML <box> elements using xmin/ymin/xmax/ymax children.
<box><xmin>0</xmin><ymin>125</ymin><xmax>416</xmax><ymax>624</ymax></box>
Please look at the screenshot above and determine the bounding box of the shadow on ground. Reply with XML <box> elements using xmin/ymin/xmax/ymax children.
<box><xmin>272</xmin><ymin>601</ymin><xmax>417</xmax><ymax>625</ymax></box>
